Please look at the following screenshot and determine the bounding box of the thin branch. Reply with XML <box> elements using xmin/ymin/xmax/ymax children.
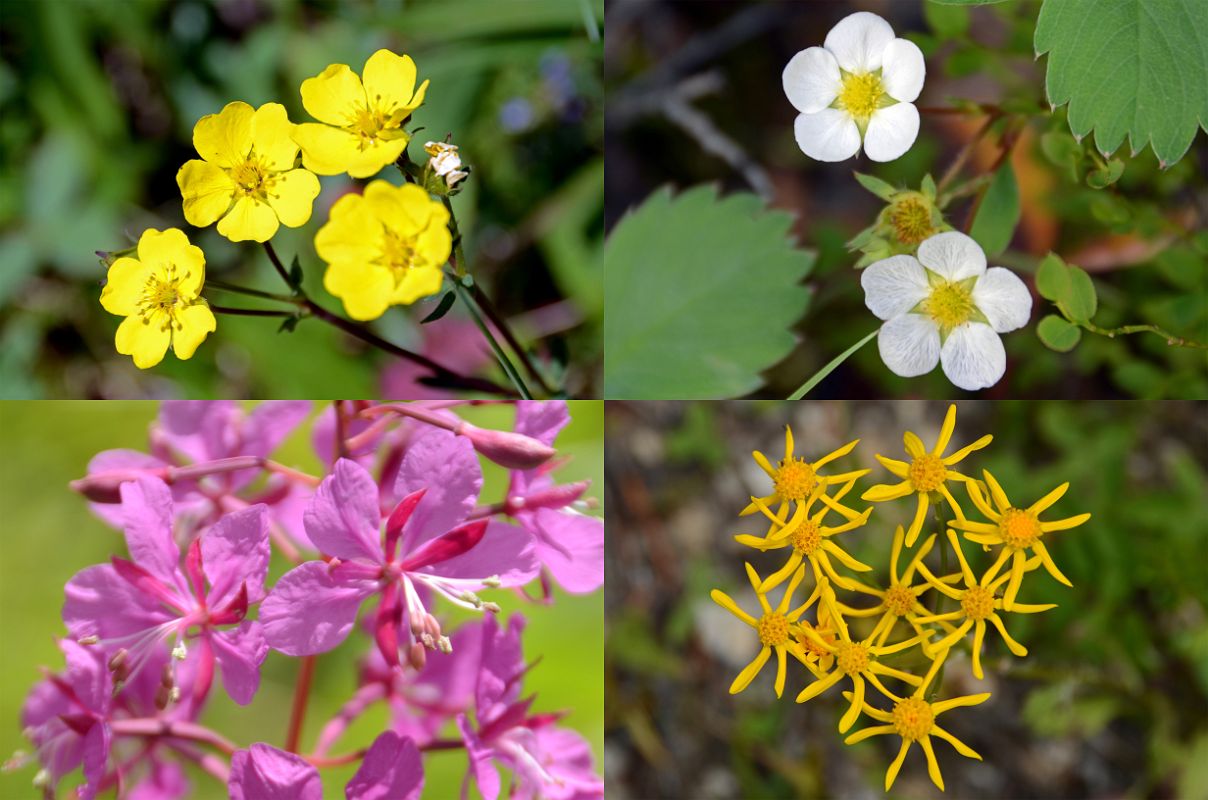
<box><xmin>209</xmin><ymin>304</ymin><xmax>297</xmax><ymax>318</ymax></box>
<box><xmin>1081</xmin><ymin>321</ymin><xmax>1208</xmax><ymax>349</ymax></box>
<box><xmin>109</xmin><ymin>719</ymin><xmax>237</xmax><ymax>757</ymax></box>
<box><xmin>285</xmin><ymin>656</ymin><xmax>317</xmax><ymax>753</ymax></box>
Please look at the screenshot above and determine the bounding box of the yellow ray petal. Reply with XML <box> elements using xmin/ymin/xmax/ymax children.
<box><xmin>777</xmin><ymin>564</ymin><xmax>807</xmax><ymax>614</ymax></box>
<box><xmin>710</xmin><ymin>590</ymin><xmax>756</xmax><ymax>627</ymax></box>
<box><xmin>839</xmin><ymin>675</ymin><xmax>865</xmax><ymax>733</ymax></box>
<box><xmin>982</xmin><ymin>470</ymin><xmax>1012</xmax><ymax>513</ymax></box>
<box><xmin>971</xmin><ymin>619</ymin><xmax>986</xmax><ymax>679</ymax></box>
<box><xmin>752</xmin><ymin>450</ymin><xmax>776</xmax><ymax>478</ymax></box>
<box><xmin>905</xmin><ymin>493</ymin><xmax>928</xmax><ymax>547</ymax></box>
<box><xmin>965</xmin><ymin>480</ymin><xmax>1001</xmax><ymax>521</ymax></box>
<box><xmin>903</xmin><ymin>430</ymin><xmax>926</xmax><ymax>459</ymax></box>
<box><xmin>946</xmin><ymin>529</ymin><xmax>976</xmax><ymax>585</ymax></box>
<box><xmin>1028</xmin><ymin>481</ymin><xmax>1069</xmax><ymax>515</ymax></box>
<box><xmin>931</xmin><ymin>692</ymin><xmax>991</xmax><ymax>715</ymax></box>
<box><xmin>813</xmin><ymin>438</ymin><xmax>859</xmax><ymax>468</ymax></box>
<box><xmin>980</xmin><ymin>547</ymin><xmax>1013</xmax><ymax>586</ymax></box>
<box><xmin>934</xmin><ymin>404</ymin><xmax>957</xmax><ymax>455</ymax></box>
<box><xmin>932</xmin><ymin>724</ymin><xmax>983</xmax><ymax>760</ymax></box>
<box><xmin>759</xmin><ymin>551</ymin><xmax>803</xmax><ymax>594</ymax></box>
<box><xmin>821</xmin><ymin>540</ymin><xmax>872</xmax><ymax>572</ymax></box>
<box><xmin>729</xmin><ymin>646</ymin><xmax>771</xmax><ymax>694</ymax></box>
<box><xmin>784</xmin><ymin>425</ymin><xmax>795</xmax><ymax>459</ymax></box>
<box><xmin>988</xmin><ymin>613</ymin><xmax>1028</xmax><ymax>657</ymax></box>
<box><xmin>920</xmin><ymin>734</ymin><xmax>945</xmax><ymax>791</ymax></box>
<box><xmin>1000</xmin><ymin>550</ymin><xmax>1027</xmax><ymax>609</ymax></box>
<box><xmin>1034</xmin><ymin>540</ymin><xmax>1073</xmax><ymax>586</ymax></box>
<box><xmin>1040</xmin><ymin>512</ymin><xmax>1092</xmax><ymax>532</ymax></box>
<box><xmin>774</xmin><ymin>645</ymin><xmax>787</xmax><ymax>698</ymax></box>
<box><xmin>943</xmin><ymin>433</ymin><xmax>993</xmax><ymax>465</ymax></box>
<box><xmin>861</xmin><ymin>480</ymin><xmax>913</xmax><ymax>503</ymax></box>
<box><xmin>875</xmin><ymin>453</ymin><xmax>911</xmax><ymax>478</ymax></box>
<box><xmin>844</xmin><ymin>724</ymin><xmax>895</xmax><ymax>745</ymax></box>
<box><xmin>885</xmin><ymin>740</ymin><xmax>912</xmax><ymax>791</ymax></box>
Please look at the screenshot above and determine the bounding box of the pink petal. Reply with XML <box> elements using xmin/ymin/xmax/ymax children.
<box><xmin>304</xmin><ymin>459</ymin><xmax>385</xmax><ymax>562</ymax></box>
<box><xmin>476</xmin><ymin>615</ymin><xmax>527</xmax><ymax>715</ymax></box>
<box><xmin>394</xmin><ymin>429</ymin><xmax>481</xmax><ymax>550</ymax></box>
<box><xmin>61</xmin><ymin>638</ymin><xmax>111</xmax><ymax>714</ymax></box>
<box><xmin>457</xmin><ymin>715</ymin><xmax>501</xmax><ymax>800</ymax></box>
<box><xmin>126</xmin><ymin>758</ymin><xmax>190</xmax><ymax>800</ymax></box>
<box><xmin>260</xmin><ymin>562</ymin><xmax>378</xmax><ymax>656</ymax></box>
<box><xmin>345</xmin><ymin>731</ymin><xmax>424</xmax><ymax>800</ymax></box>
<box><xmin>119</xmin><ymin>477</ymin><xmax>183</xmax><ymax>586</ymax></box>
<box><xmin>423</xmin><ymin>521</ymin><xmax>539</xmax><ymax>588</ymax></box>
<box><xmin>528</xmin><ymin>509</ymin><xmax>605</xmax><ymax>594</ymax></box>
<box><xmin>203</xmin><ymin>505</ymin><xmax>271</xmax><ymax>606</ymax></box>
<box><xmin>244</xmin><ymin>401</ymin><xmax>313</xmax><ymax>457</ymax></box>
<box><xmin>63</xmin><ymin>564</ymin><xmax>174</xmax><ymax>642</ymax></box>
<box><xmin>210</xmin><ymin>621</ymin><xmax>268</xmax><ymax>705</ymax></box>
<box><xmin>311</xmin><ymin>405</ymin><xmax>378</xmax><ymax>468</ymax></box>
<box><xmin>86</xmin><ymin>449</ymin><xmax>167</xmax><ymax>527</ymax></box>
<box><xmin>229</xmin><ymin>743</ymin><xmax>322</xmax><ymax>800</ymax></box>
<box><xmin>525</xmin><ymin>727</ymin><xmax>603</xmax><ymax>800</ymax></box>
<box><xmin>513</xmin><ymin>401</ymin><xmax>569</xmax><ymax>447</ymax></box>
<box><xmin>79</xmin><ymin>721</ymin><xmax>111</xmax><ymax>800</ymax></box>
<box><xmin>158</xmin><ymin>401</ymin><xmax>238</xmax><ymax>463</ymax></box>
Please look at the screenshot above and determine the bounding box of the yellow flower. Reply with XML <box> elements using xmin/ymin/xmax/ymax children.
<box><xmin>913</xmin><ymin>530</ymin><xmax>1055</xmax><ymax>679</ymax></box>
<box><xmin>710</xmin><ymin>564</ymin><xmax>822</xmax><ymax>698</ymax></box>
<box><xmin>861</xmin><ymin>403</ymin><xmax>992</xmax><ymax>547</ymax></box>
<box><xmin>177</xmin><ymin>101</ymin><xmax>320</xmax><ymax>243</ymax></box>
<box><xmin>843</xmin><ymin>648</ymin><xmax>990</xmax><ymax>792</ymax></box>
<box><xmin>795</xmin><ymin>584</ymin><xmax>928</xmax><ymax>733</ymax></box>
<box><xmin>99</xmin><ymin>228</ymin><xmax>216</xmax><ymax>369</ymax></box>
<box><xmin>314</xmin><ymin>180</ymin><xmax>451</xmax><ymax>321</ymax></box>
<box><xmin>293</xmin><ymin>50</ymin><xmax>429</xmax><ymax>178</ymax></box>
<box><xmin>736</xmin><ymin>478</ymin><xmax>873</xmax><ymax>592</ymax></box>
<box><xmin>841</xmin><ymin>525</ymin><xmax>963</xmax><ymax>658</ymax></box>
<box><xmin>744</xmin><ymin>425</ymin><xmax>869</xmax><ymax>532</ymax></box>
<box><xmin>951</xmin><ymin>471</ymin><xmax>1091</xmax><ymax>607</ymax></box>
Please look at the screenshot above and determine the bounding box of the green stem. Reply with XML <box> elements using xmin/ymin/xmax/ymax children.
<box><xmin>787</xmin><ymin>329</ymin><xmax>877</xmax><ymax>400</ymax></box>
<box><xmin>447</xmin><ymin>272</ymin><xmax>533</xmax><ymax>399</ymax></box>
<box><xmin>466</xmin><ymin>280</ymin><xmax>554</xmax><ymax>395</ymax></box>
<box><xmin>1080</xmin><ymin>320</ymin><xmax>1208</xmax><ymax>350</ymax></box>
<box><xmin>208</xmin><ymin>304</ymin><xmax>297</xmax><ymax>318</ymax></box>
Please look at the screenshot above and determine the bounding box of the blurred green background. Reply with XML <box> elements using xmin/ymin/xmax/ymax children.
<box><xmin>604</xmin><ymin>401</ymin><xmax>1208</xmax><ymax>798</ymax></box>
<box><xmin>604</xmin><ymin>0</ymin><xmax>1207</xmax><ymax>399</ymax></box>
<box><xmin>0</xmin><ymin>0</ymin><xmax>604</xmax><ymax>398</ymax></box>
<box><xmin>0</xmin><ymin>400</ymin><xmax>604</xmax><ymax>798</ymax></box>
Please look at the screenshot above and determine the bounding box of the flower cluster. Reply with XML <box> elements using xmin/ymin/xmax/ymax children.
<box><xmin>711</xmin><ymin>404</ymin><xmax>1090</xmax><ymax>791</ymax></box>
<box><xmin>16</xmin><ymin>400</ymin><xmax>604</xmax><ymax>799</ymax></box>
<box><xmin>101</xmin><ymin>49</ymin><xmax>470</xmax><ymax>369</ymax></box>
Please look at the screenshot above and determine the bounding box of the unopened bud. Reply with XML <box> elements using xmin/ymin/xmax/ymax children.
<box><xmin>69</xmin><ymin>470</ymin><xmax>157</xmax><ymax>503</ymax></box>
<box><xmin>456</xmin><ymin>423</ymin><xmax>555</xmax><ymax>470</ymax></box>
<box><xmin>408</xmin><ymin>642</ymin><xmax>427</xmax><ymax>671</ymax></box>
<box><xmin>519</xmin><ymin>481</ymin><xmax>591</xmax><ymax>512</ymax></box>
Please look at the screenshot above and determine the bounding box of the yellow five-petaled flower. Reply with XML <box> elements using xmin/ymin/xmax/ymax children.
<box><xmin>294</xmin><ymin>50</ymin><xmax>429</xmax><ymax>178</ymax></box>
<box><xmin>177</xmin><ymin>101</ymin><xmax>321</xmax><ymax>243</ymax></box>
<box><xmin>100</xmin><ymin>228</ymin><xmax>216</xmax><ymax>369</ymax></box>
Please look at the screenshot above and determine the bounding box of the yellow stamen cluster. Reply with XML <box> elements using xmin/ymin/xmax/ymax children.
<box><xmin>713</xmin><ymin>405</ymin><xmax>1090</xmax><ymax>792</ymax></box>
<box><xmin>838</xmin><ymin>72</ymin><xmax>885</xmax><ymax>121</ymax></box>
<box><xmin>890</xmin><ymin>196</ymin><xmax>935</xmax><ymax>245</ymax></box>
<box><xmin>922</xmin><ymin>280</ymin><xmax>976</xmax><ymax>331</ymax></box>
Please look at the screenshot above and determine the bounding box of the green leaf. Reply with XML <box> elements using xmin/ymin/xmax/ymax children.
<box><xmin>924</xmin><ymin>1</ymin><xmax>970</xmax><ymax>36</ymax></box>
<box><xmin>1064</xmin><ymin>265</ymin><xmax>1099</xmax><ymax>321</ymax></box>
<box><xmin>1035</xmin><ymin>252</ymin><xmax>1072</xmax><ymax>302</ymax></box>
<box><xmin>1037</xmin><ymin>314</ymin><xmax>1083</xmax><ymax>351</ymax></box>
<box><xmin>969</xmin><ymin>163</ymin><xmax>1020</xmax><ymax>256</ymax></box>
<box><xmin>287</xmin><ymin>255</ymin><xmax>304</xmax><ymax>292</ymax></box>
<box><xmin>1035</xmin><ymin>0</ymin><xmax>1208</xmax><ymax>167</ymax></box>
<box><xmin>420</xmin><ymin>290</ymin><xmax>457</xmax><ymax>323</ymax></box>
<box><xmin>277</xmin><ymin>315</ymin><xmax>300</xmax><ymax>334</ymax></box>
<box><xmin>852</xmin><ymin>172</ymin><xmax>897</xmax><ymax>201</ymax></box>
<box><xmin>604</xmin><ymin>186</ymin><xmax>814</xmax><ymax>398</ymax></box>
<box><xmin>1086</xmin><ymin>158</ymin><xmax>1125</xmax><ymax>188</ymax></box>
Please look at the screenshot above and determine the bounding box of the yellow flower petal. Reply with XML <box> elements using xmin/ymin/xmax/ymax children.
<box><xmin>323</xmin><ymin>262</ymin><xmax>394</xmax><ymax>321</ymax></box>
<box><xmin>971</xmin><ymin>619</ymin><xmax>986</xmax><ymax>679</ymax></box>
<box><xmin>920</xmin><ymin>735</ymin><xmax>945</xmax><ymax>791</ymax></box>
<box><xmin>251</xmin><ymin>102</ymin><xmax>300</xmax><ymax>171</ymax></box>
<box><xmin>839</xmin><ymin>675</ymin><xmax>864</xmax><ymax>733</ymax></box>
<box><xmin>293</xmin><ymin>122</ymin><xmax>366</xmax><ymax>176</ymax></box>
<box><xmin>931</xmin><ymin>692</ymin><xmax>991</xmax><ymax>715</ymax></box>
<box><xmin>861</xmin><ymin>481</ymin><xmax>912</xmax><ymax>502</ymax></box>
<box><xmin>193</xmin><ymin>101</ymin><xmax>254</xmax><ymax>168</ymax></box>
<box><xmin>177</xmin><ymin>160</ymin><xmax>235</xmax><ymax>228</ymax></box>
<box><xmin>796</xmin><ymin>668</ymin><xmax>843</xmax><ymax>703</ymax></box>
<box><xmin>364</xmin><ymin>181</ymin><xmax>425</xmax><ymax>227</ymax></box>
<box><xmin>931</xmin><ymin>725</ymin><xmax>982</xmax><ymax>760</ymax></box>
<box><xmin>390</xmin><ymin>264</ymin><xmax>444</xmax><ymax>305</ymax></box>
<box><xmin>100</xmin><ymin>257</ymin><xmax>153</xmax><ymax>316</ymax></box>
<box><xmin>267</xmin><ymin>168</ymin><xmax>320</xmax><ymax>228</ymax></box>
<box><xmin>934</xmin><ymin>404</ymin><xmax>957</xmax><ymax>455</ymax></box>
<box><xmin>729</xmin><ymin>646</ymin><xmax>771</xmax><ymax>694</ymax></box>
<box><xmin>217</xmin><ymin>197</ymin><xmax>279</xmax><ymax>243</ymax></box>
<box><xmin>362</xmin><ymin>50</ymin><xmax>420</xmax><ymax>114</ymax></box>
<box><xmin>774</xmin><ymin>646</ymin><xmax>787</xmax><ymax>698</ymax></box>
<box><xmin>300</xmin><ymin>64</ymin><xmax>364</xmax><ymax>126</ymax></box>
<box><xmin>315</xmin><ymin>194</ymin><xmax>380</xmax><ymax>264</ymax></box>
<box><xmin>710</xmin><ymin>589</ymin><xmax>757</xmax><ymax>627</ymax></box>
<box><xmin>137</xmin><ymin>229</ymin><xmax>205</xmax><ymax>296</ymax></box>
<box><xmin>884</xmin><ymin>740</ymin><xmax>912</xmax><ymax>791</ymax></box>
<box><xmin>345</xmin><ymin>137</ymin><xmax>408</xmax><ymax>179</ymax></box>
<box><xmin>171</xmin><ymin>302</ymin><xmax>216</xmax><ymax>360</ymax></box>
<box><xmin>115</xmin><ymin>314</ymin><xmax>170</xmax><ymax>369</ymax></box>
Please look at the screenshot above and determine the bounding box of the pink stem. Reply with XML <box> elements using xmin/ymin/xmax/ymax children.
<box><xmin>110</xmin><ymin>719</ymin><xmax>238</xmax><ymax>757</ymax></box>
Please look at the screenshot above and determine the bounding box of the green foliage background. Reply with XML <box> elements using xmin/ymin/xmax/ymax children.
<box><xmin>0</xmin><ymin>0</ymin><xmax>604</xmax><ymax>399</ymax></box>
<box><xmin>604</xmin><ymin>400</ymin><xmax>1208</xmax><ymax>798</ymax></box>
<box><xmin>0</xmin><ymin>400</ymin><xmax>604</xmax><ymax>799</ymax></box>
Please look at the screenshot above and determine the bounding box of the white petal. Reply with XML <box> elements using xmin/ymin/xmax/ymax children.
<box><xmin>878</xmin><ymin>314</ymin><xmax>941</xmax><ymax>378</ymax></box>
<box><xmin>783</xmin><ymin>47</ymin><xmax>842</xmax><ymax>114</ymax></box>
<box><xmin>940</xmin><ymin>322</ymin><xmax>1006</xmax><ymax>391</ymax></box>
<box><xmin>864</xmin><ymin>103</ymin><xmax>920</xmax><ymax>162</ymax></box>
<box><xmin>972</xmin><ymin>267</ymin><xmax>1033</xmax><ymax>333</ymax></box>
<box><xmin>861</xmin><ymin>255</ymin><xmax>930</xmax><ymax>320</ymax></box>
<box><xmin>793</xmin><ymin>109</ymin><xmax>861</xmax><ymax>162</ymax></box>
<box><xmin>882</xmin><ymin>38</ymin><xmax>926</xmax><ymax>103</ymax></box>
<box><xmin>824</xmin><ymin>11</ymin><xmax>896</xmax><ymax>73</ymax></box>
<box><xmin>917</xmin><ymin>231</ymin><xmax>986</xmax><ymax>281</ymax></box>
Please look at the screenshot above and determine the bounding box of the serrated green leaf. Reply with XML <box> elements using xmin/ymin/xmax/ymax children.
<box><xmin>1035</xmin><ymin>0</ymin><xmax>1208</xmax><ymax>167</ymax></box>
<box><xmin>1086</xmin><ymin>158</ymin><xmax>1125</xmax><ymax>188</ymax></box>
<box><xmin>852</xmin><ymin>172</ymin><xmax>897</xmax><ymax>201</ymax></box>
<box><xmin>420</xmin><ymin>290</ymin><xmax>457</xmax><ymax>323</ymax></box>
<box><xmin>1035</xmin><ymin>252</ymin><xmax>1072</xmax><ymax>302</ymax></box>
<box><xmin>969</xmin><ymin>163</ymin><xmax>1020</xmax><ymax>256</ymax></box>
<box><xmin>604</xmin><ymin>186</ymin><xmax>814</xmax><ymax>398</ymax></box>
<box><xmin>1038</xmin><ymin>314</ymin><xmax>1083</xmax><ymax>351</ymax></box>
<box><xmin>1063</xmin><ymin>265</ymin><xmax>1098</xmax><ymax>321</ymax></box>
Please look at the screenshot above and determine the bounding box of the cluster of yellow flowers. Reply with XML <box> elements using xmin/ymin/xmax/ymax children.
<box><xmin>101</xmin><ymin>50</ymin><xmax>457</xmax><ymax>368</ymax></box>
<box><xmin>711</xmin><ymin>405</ymin><xmax>1091</xmax><ymax>791</ymax></box>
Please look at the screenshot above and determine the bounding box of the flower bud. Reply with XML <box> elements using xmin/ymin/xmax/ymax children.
<box><xmin>456</xmin><ymin>422</ymin><xmax>555</xmax><ymax>470</ymax></box>
<box><xmin>70</xmin><ymin>469</ymin><xmax>157</xmax><ymax>503</ymax></box>
<box><xmin>511</xmin><ymin>480</ymin><xmax>590</xmax><ymax>513</ymax></box>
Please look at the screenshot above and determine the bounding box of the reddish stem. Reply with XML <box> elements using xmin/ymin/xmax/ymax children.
<box><xmin>285</xmin><ymin>655</ymin><xmax>318</xmax><ymax>753</ymax></box>
<box><xmin>109</xmin><ymin>718</ymin><xmax>237</xmax><ymax>756</ymax></box>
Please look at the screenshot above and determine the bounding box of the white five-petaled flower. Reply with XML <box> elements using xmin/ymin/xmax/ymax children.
<box><xmin>861</xmin><ymin>231</ymin><xmax>1032</xmax><ymax>391</ymax></box>
<box><xmin>782</xmin><ymin>11</ymin><xmax>925</xmax><ymax>163</ymax></box>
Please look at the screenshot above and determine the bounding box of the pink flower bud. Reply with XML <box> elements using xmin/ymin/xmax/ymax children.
<box><xmin>510</xmin><ymin>480</ymin><xmax>590</xmax><ymax>513</ymax></box>
<box><xmin>69</xmin><ymin>469</ymin><xmax>160</xmax><ymax>503</ymax></box>
<box><xmin>456</xmin><ymin>423</ymin><xmax>555</xmax><ymax>470</ymax></box>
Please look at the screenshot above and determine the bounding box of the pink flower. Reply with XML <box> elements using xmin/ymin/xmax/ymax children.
<box><xmin>21</xmin><ymin>640</ymin><xmax>112</xmax><ymax>800</ymax></box>
<box><xmin>505</xmin><ymin>401</ymin><xmax>604</xmax><ymax>594</ymax></box>
<box><xmin>260</xmin><ymin>432</ymin><xmax>538</xmax><ymax>666</ymax></box>
<box><xmin>228</xmin><ymin>744</ymin><xmax>321</xmax><ymax>800</ymax></box>
<box><xmin>345</xmin><ymin>732</ymin><xmax>424</xmax><ymax>800</ymax></box>
<box><xmin>457</xmin><ymin>616</ymin><xmax>603</xmax><ymax>800</ymax></box>
<box><xmin>63</xmin><ymin>477</ymin><xmax>271</xmax><ymax>708</ymax></box>
<box><xmin>379</xmin><ymin>317</ymin><xmax>491</xmax><ymax>400</ymax></box>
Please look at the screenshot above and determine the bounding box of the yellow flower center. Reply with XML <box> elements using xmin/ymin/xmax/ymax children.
<box><xmin>998</xmin><ymin>508</ymin><xmax>1041</xmax><ymax>550</ymax></box>
<box><xmin>838</xmin><ymin>72</ymin><xmax>885</xmax><ymax>121</ymax></box>
<box><xmin>791</xmin><ymin>520</ymin><xmax>823</xmax><ymax>555</ymax></box>
<box><xmin>352</xmin><ymin>106</ymin><xmax>387</xmax><ymax>138</ymax></box>
<box><xmin>835</xmin><ymin>641</ymin><xmax>870</xmax><ymax>676</ymax></box>
<box><xmin>960</xmin><ymin>584</ymin><xmax>995</xmax><ymax>620</ymax></box>
<box><xmin>379</xmin><ymin>228</ymin><xmax>420</xmax><ymax>278</ymax></box>
<box><xmin>883</xmin><ymin>584</ymin><xmax>916</xmax><ymax>617</ymax></box>
<box><xmin>138</xmin><ymin>265</ymin><xmax>192</xmax><ymax>330</ymax></box>
<box><xmin>922</xmin><ymin>280</ymin><xmax>976</xmax><ymax>331</ymax></box>
<box><xmin>758</xmin><ymin>613</ymin><xmax>790</xmax><ymax>647</ymax></box>
<box><xmin>908</xmin><ymin>454</ymin><xmax>947</xmax><ymax>493</ymax></box>
<box><xmin>796</xmin><ymin>622</ymin><xmax>833</xmax><ymax>657</ymax></box>
<box><xmin>231</xmin><ymin>160</ymin><xmax>271</xmax><ymax>198</ymax></box>
<box><xmin>892</xmin><ymin>697</ymin><xmax>935</xmax><ymax>741</ymax></box>
<box><xmin>774</xmin><ymin>458</ymin><xmax>816</xmax><ymax>502</ymax></box>
<box><xmin>890</xmin><ymin>196</ymin><xmax>935</xmax><ymax>245</ymax></box>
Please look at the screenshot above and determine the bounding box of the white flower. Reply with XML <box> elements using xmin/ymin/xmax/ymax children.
<box><xmin>424</xmin><ymin>141</ymin><xmax>463</xmax><ymax>176</ymax></box>
<box><xmin>861</xmin><ymin>231</ymin><xmax>1032</xmax><ymax>391</ymax></box>
<box><xmin>782</xmin><ymin>11</ymin><xmax>925</xmax><ymax>162</ymax></box>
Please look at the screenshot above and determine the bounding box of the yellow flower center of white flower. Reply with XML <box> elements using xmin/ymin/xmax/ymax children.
<box><xmin>835</xmin><ymin>641</ymin><xmax>870</xmax><ymax>676</ymax></box>
<box><xmin>883</xmin><ymin>584</ymin><xmax>916</xmax><ymax>617</ymax></box>
<box><xmin>960</xmin><ymin>584</ymin><xmax>995</xmax><ymax>620</ymax></box>
<box><xmin>922</xmin><ymin>280</ymin><xmax>976</xmax><ymax>331</ymax></box>
<box><xmin>838</xmin><ymin>72</ymin><xmax>885</xmax><ymax>121</ymax></box>
<box><xmin>890</xmin><ymin>196</ymin><xmax>934</xmax><ymax>245</ymax></box>
<box><xmin>908</xmin><ymin>454</ymin><xmax>947</xmax><ymax>492</ymax></box>
<box><xmin>892</xmin><ymin>697</ymin><xmax>935</xmax><ymax>740</ymax></box>
<box><xmin>758</xmin><ymin>612</ymin><xmax>790</xmax><ymax>647</ymax></box>
<box><xmin>791</xmin><ymin>519</ymin><xmax>823</xmax><ymax>555</ymax></box>
<box><xmin>998</xmin><ymin>508</ymin><xmax>1041</xmax><ymax>549</ymax></box>
<box><xmin>774</xmin><ymin>458</ymin><xmax>816</xmax><ymax>502</ymax></box>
